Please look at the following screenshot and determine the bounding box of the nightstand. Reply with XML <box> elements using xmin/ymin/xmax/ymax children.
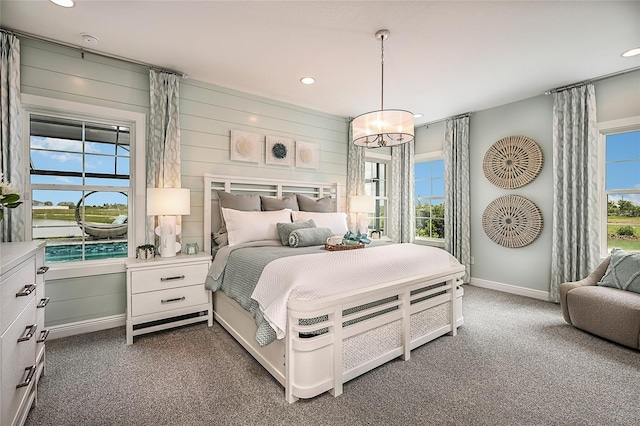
<box><xmin>125</xmin><ymin>252</ymin><xmax>212</xmax><ymax>345</ymax></box>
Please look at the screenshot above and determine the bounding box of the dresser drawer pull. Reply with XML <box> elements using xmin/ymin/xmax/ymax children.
<box><xmin>16</xmin><ymin>365</ymin><xmax>37</xmax><ymax>389</ymax></box>
<box><xmin>37</xmin><ymin>329</ymin><xmax>50</xmax><ymax>343</ymax></box>
<box><xmin>160</xmin><ymin>275</ymin><xmax>185</xmax><ymax>282</ymax></box>
<box><xmin>18</xmin><ymin>324</ymin><xmax>38</xmax><ymax>342</ymax></box>
<box><xmin>37</xmin><ymin>297</ymin><xmax>50</xmax><ymax>308</ymax></box>
<box><xmin>37</xmin><ymin>266</ymin><xmax>50</xmax><ymax>275</ymax></box>
<box><xmin>161</xmin><ymin>296</ymin><xmax>186</xmax><ymax>304</ymax></box>
<box><xmin>16</xmin><ymin>284</ymin><xmax>36</xmax><ymax>297</ymax></box>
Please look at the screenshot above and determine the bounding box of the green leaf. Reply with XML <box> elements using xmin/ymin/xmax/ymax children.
<box><xmin>2</xmin><ymin>193</ymin><xmax>20</xmax><ymax>204</ymax></box>
<box><xmin>6</xmin><ymin>201</ymin><xmax>22</xmax><ymax>208</ymax></box>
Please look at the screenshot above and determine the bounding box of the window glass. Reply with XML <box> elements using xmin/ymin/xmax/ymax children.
<box><xmin>364</xmin><ymin>161</ymin><xmax>388</xmax><ymax>236</ymax></box>
<box><xmin>415</xmin><ymin>159</ymin><xmax>445</xmax><ymax>239</ymax></box>
<box><xmin>30</xmin><ymin>114</ymin><xmax>131</xmax><ymax>263</ymax></box>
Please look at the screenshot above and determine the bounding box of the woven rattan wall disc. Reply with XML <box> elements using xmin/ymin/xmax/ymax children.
<box><xmin>482</xmin><ymin>135</ymin><xmax>543</xmax><ymax>189</ymax></box>
<box><xmin>482</xmin><ymin>195</ymin><xmax>543</xmax><ymax>248</ymax></box>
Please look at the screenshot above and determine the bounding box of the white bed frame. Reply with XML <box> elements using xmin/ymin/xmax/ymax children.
<box><xmin>204</xmin><ymin>174</ymin><xmax>464</xmax><ymax>403</ymax></box>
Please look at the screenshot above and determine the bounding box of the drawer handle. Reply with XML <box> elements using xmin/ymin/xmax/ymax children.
<box><xmin>18</xmin><ymin>324</ymin><xmax>38</xmax><ymax>342</ymax></box>
<box><xmin>160</xmin><ymin>275</ymin><xmax>185</xmax><ymax>282</ymax></box>
<box><xmin>16</xmin><ymin>365</ymin><xmax>37</xmax><ymax>389</ymax></box>
<box><xmin>37</xmin><ymin>297</ymin><xmax>50</xmax><ymax>308</ymax></box>
<box><xmin>37</xmin><ymin>329</ymin><xmax>50</xmax><ymax>343</ymax></box>
<box><xmin>37</xmin><ymin>266</ymin><xmax>50</xmax><ymax>275</ymax></box>
<box><xmin>161</xmin><ymin>296</ymin><xmax>186</xmax><ymax>304</ymax></box>
<box><xmin>16</xmin><ymin>284</ymin><xmax>36</xmax><ymax>297</ymax></box>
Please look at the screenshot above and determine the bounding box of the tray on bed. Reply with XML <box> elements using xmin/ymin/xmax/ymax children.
<box><xmin>324</xmin><ymin>242</ymin><xmax>365</xmax><ymax>251</ymax></box>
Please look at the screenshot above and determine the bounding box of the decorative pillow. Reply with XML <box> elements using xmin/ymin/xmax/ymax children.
<box><xmin>276</xmin><ymin>219</ymin><xmax>316</xmax><ymax>246</ymax></box>
<box><xmin>296</xmin><ymin>194</ymin><xmax>332</xmax><ymax>212</ymax></box>
<box><xmin>289</xmin><ymin>227</ymin><xmax>333</xmax><ymax>248</ymax></box>
<box><xmin>291</xmin><ymin>211</ymin><xmax>348</xmax><ymax>236</ymax></box>
<box><xmin>217</xmin><ymin>190</ymin><xmax>261</xmax><ymax>211</ymax></box>
<box><xmin>261</xmin><ymin>195</ymin><xmax>299</xmax><ymax>211</ymax></box>
<box><xmin>213</xmin><ymin>226</ymin><xmax>228</xmax><ymax>247</ymax></box>
<box><xmin>221</xmin><ymin>208</ymin><xmax>292</xmax><ymax>246</ymax></box>
<box><xmin>598</xmin><ymin>248</ymin><xmax>640</xmax><ymax>294</ymax></box>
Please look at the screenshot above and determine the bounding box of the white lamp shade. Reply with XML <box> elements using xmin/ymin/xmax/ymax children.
<box><xmin>350</xmin><ymin>195</ymin><xmax>376</xmax><ymax>213</ymax></box>
<box><xmin>147</xmin><ymin>188</ymin><xmax>191</xmax><ymax>216</ymax></box>
<box><xmin>352</xmin><ymin>109</ymin><xmax>415</xmax><ymax>148</ymax></box>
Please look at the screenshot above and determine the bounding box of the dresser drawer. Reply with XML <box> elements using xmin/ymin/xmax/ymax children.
<box><xmin>131</xmin><ymin>262</ymin><xmax>208</xmax><ymax>294</ymax></box>
<box><xmin>131</xmin><ymin>284</ymin><xmax>208</xmax><ymax>317</ymax></box>
<box><xmin>1</xmin><ymin>257</ymin><xmax>36</xmax><ymax>334</ymax></box>
<box><xmin>1</xmin><ymin>301</ymin><xmax>37</xmax><ymax>426</ymax></box>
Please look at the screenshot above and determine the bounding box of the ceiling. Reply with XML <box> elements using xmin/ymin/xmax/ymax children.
<box><xmin>2</xmin><ymin>1</ymin><xmax>639</xmax><ymax>125</ymax></box>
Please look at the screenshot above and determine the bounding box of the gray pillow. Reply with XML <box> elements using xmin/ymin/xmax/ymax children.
<box><xmin>297</xmin><ymin>194</ymin><xmax>332</xmax><ymax>212</ymax></box>
<box><xmin>276</xmin><ymin>219</ymin><xmax>315</xmax><ymax>246</ymax></box>
<box><xmin>598</xmin><ymin>248</ymin><xmax>640</xmax><ymax>294</ymax></box>
<box><xmin>289</xmin><ymin>227</ymin><xmax>333</xmax><ymax>248</ymax></box>
<box><xmin>261</xmin><ymin>195</ymin><xmax>299</xmax><ymax>211</ymax></box>
<box><xmin>217</xmin><ymin>190</ymin><xmax>261</xmax><ymax>211</ymax></box>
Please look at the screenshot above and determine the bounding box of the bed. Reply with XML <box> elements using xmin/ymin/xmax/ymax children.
<box><xmin>203</xmin><ymin>174</ymin><xmax>465</xmax><ymax>403</ymax></box>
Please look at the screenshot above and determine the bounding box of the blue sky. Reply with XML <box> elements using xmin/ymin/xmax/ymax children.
<box><xmin>606</xmin><ymin>130</ymin><xmax>640</xmax><ymax>205</ymax></box>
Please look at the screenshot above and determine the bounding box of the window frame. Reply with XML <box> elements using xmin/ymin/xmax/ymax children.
<box><xmin>597</xmin><ymin>116</ymin><xmax>640</xmax><ymax>257</ymax></box>
<box><xmin>22</xmin><ymin>94</ymin><xmax>146</xmax><ymax>273</ymax></box>
<box><xmin>414</xmin><ymin>151</ymin><xmax>445</xmax><ymax>245</ymax></box>
<box><xmin>365</xmin><ymin>151</ymin><xmax>391</xmax><ymax>237</ymax></box>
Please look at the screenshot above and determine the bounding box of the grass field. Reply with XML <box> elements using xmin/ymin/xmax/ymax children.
<box><xmin>32</xmin><ymin>207</ymin><xmax>127</xmax><ymax>224</ymax></box>
<box><xmin>608</xmin><ymin>238</ymin><xmax>640</xmax><ymax>251</ymax></box>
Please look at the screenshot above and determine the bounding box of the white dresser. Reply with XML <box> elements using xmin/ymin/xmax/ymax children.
<box><xmin>125</xmin><ymin>253</ymin><xmax>212</xmax><ymax>345</ymax></box>
<box><xmin>1</xmin><ymin>241</ymin><xmax>49</xmax><ymax>426</ymax></box>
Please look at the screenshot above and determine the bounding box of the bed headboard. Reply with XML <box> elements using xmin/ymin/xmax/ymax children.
<box><xmin>203</xmin><ymin>174</ymin><xmax>340</xmax><ymax>254</ymax></box>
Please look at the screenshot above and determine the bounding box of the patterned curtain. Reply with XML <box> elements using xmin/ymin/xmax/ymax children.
<box><xmin>444</xmin><ymin>116</ymin><xmax>471</xmax><ymax>282</ymax></box>
<box><xmin>346</xmin><ymin>122</ymin><xmax>365</xmax><ymax>231</ymax></box>
<box><xmin>550</xmin><ymin>84</ymin><xmax>599</xmax><ymax>303</ymax></box>
<box><xmin>146</xmin><ymin>70</ymin><xmax>182</xmax><ymax>245</ymax></box>
<box><xmin>389</xmin><ymin>142</ymin><xmax>415</xmax><ymax>243</ymax></box>
<box><xmin>0</xmin><ymin>32</ymin><xmax>25</xmax><ymax>242</ymax></box>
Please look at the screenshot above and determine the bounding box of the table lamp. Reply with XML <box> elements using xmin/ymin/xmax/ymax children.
<box><xmin>350</xmin><ymin>195</ymin><xmax>376</xmax><ymax>235</ymax></box>
<box><xmin>147</xmin><ymin>187</ymin><xmax>191</xmax><ymax>257</ymax></box>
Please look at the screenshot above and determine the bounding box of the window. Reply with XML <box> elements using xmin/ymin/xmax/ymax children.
<box><xmin>415</xmin><ymin>159</ymin><xmax>445</xmax><ymax>240</ymax></box>
<box><xmin>602</xmin><ymin>128</ymin><xmax>640</xmax><ymax>253</ymax></box>
<box><xmin>29</xmin><ymin>113</ymin><xmax>132</xmax><ymax>263</ymax></box>
<box><xmin>364</xmin><ymin>160</ymin><xmax>388</xmax><ymax>235</ymax></box>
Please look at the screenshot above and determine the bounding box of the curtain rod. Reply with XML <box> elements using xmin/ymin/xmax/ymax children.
<box><xmin>1</xmin><ymin>27</ymin><xmax>188</xmax><ymax>78</ymax></box>
<box><xmin>415</xmin><ymin>112</ymin><xmax>472</xmax><ymax>129</ymax></box>
<box><xmin>544</xmin><ymin>66</ymin><xmax>640</xmax><ymax>95</ymax></box>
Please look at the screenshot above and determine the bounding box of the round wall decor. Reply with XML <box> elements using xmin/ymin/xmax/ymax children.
<box><xmin>482</xmin><ymin>135</ymin><xmax>543</xmax><ymax>189</ymax></box>
<box><xmin>482</xmin><ymin>195</ymin><xmax>543</xmax><ymax>248</ymax></box>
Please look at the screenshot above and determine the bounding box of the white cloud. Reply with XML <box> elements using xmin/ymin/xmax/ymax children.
<box><xmin>609</xmin><ymin>194</ymin><xmax>640</xmax><ymax>205</ymax></box>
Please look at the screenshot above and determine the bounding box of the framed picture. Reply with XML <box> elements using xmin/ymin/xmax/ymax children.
<box><xmin>230</xmin><ymin>129</ymin><xmax>261</xmax><ymax>163</ymax></box>
<box><xmin>265</xmin><ymin>135</ymin><xmax>294</xmax><ymax>166</ymax></box>
<box><xmin>295</xmin><ymin>141</ymin><xmax>319</xmax><ymax>169</ymax></box>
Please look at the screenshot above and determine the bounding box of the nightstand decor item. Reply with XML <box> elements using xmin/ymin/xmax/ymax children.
<box><xmin>482</xmin><ymin>195</ymin><xmax>543</xmax><ymax>248</ymax></box>
<box><xmin>136</xmin><ymin>244</ymin><xmax>156</xmax><ymax>260</ymax></box>
<box><xmin>185</xmin><ymin>242</ymin><xmax>199</xmax><ymax>255</ymax></box>
<box><xmin>147</xmin><ymin>187</ymin><xmax>191</xmax><ymax>257</ymax></box>
<box><xmin>482</xmin><ymin>135</ymin><xmax>543</xmax><ymax>189</ymax></box>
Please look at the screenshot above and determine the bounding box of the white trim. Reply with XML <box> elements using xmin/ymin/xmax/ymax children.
<box><xmin>469</xmin><ymin>277</ymin><xmax>550</xmax><ymax>301</ymax></box>
<box><xmin>364</xmin><ymin>150</ymin><xmax>391</xmax><ymax>162</ymax></box>
<box><xmin>415</xmin><ymin>151</ymin><xmax>444</xmax><ymax>162</ymax></box>
<box><xmin>46</xmin><ymin>259</ymin><xmax>126</xmax><ymax>280</ymax></box>
<box><xmin>597</xmin><ymin>116</ymin><xmax>640</xmax><ymax>133</ymax></box>
<box><xmin>47</xmin><ymin>314</ymin><xmax>126</xmax><ymax>340</ymax></box>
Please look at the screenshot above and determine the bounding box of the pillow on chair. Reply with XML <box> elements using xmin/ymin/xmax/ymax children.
<box><xmin>598</xmin><ymin>248</ymin><xmax>640</xmax><ymax>294</ymax></box>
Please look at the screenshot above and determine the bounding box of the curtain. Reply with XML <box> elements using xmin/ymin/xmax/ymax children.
<box><xmin>389</xmin><ymin>141</ymin><xmax>415</xmax><ymax>243</ymax></box>
<box><xmin>0</xmin><ymin>32</ymin><xmax>25</xmax><ymax>243</ymax></box>
<box><xmin>550</xmin><ymin>84</ymin><xmax>599</xmax><ymax>303</ymax></box>
<box><xmin>346</xmin><ymin>122</ymin><xmax>365</xmax><ymax>231</ymax></box>
<box><xmin>444</xmin><ymin>116</ymin><xmax>471</xmax><ymax>283</ymax></box>
<box><xmin>146</xmin><ymin>70</ymin><xmax>182</xmax><ymax>245</ymax></box>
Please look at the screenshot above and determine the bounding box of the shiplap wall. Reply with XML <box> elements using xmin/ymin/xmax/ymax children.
<box><xmin>19</xmin><ymin>37</ymin><xmax>348</xmax><ymax>327</ymax></box>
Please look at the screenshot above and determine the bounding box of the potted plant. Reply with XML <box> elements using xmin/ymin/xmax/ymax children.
<box><xmin>136</xmin><ymin>244</ymin><xmax>156</xmax><ymax>260</ymax></box>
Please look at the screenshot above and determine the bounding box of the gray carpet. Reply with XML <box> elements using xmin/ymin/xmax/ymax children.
<box><xmin>25</xmin><ymin>285</ymin><xmax>640</xmax><ymax>426</ymax></box>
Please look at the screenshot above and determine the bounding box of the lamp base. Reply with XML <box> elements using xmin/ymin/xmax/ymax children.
<box><xmin>155</xmin><ymin>215</ymin><xmax>182</xmax><ymax>257</ymax></box>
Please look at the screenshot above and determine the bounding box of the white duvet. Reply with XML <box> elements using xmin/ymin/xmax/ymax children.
<box><xmin>251</xmin><ymin>243</ymin><xmax>463</xmax><ymax>339</ymax></box>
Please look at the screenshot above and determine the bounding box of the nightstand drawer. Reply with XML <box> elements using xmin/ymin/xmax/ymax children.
<box><xmin>130</xmin><ymin>263</ymin><xmax>208</xmax><ymax>294</ymax></box>
<box><xmin>1</xmin><ymin>257</ymin><xmax>36</xmax><ymax>334</ymax></box>
<box><xmin>131</xmin><ymin>284</ymin><xmax>208</xmax><ymax>317</ymax></box>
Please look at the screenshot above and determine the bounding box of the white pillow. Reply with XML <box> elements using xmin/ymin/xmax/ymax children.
<box><xmin>291</xmin><ymin>211</ymin><xmax>348</xmax><ymax>236</ymax></box>
<box><xmin>221</xmin><ymin>208</ymin><xmax>292</xmax><ymax>246</ymax></box>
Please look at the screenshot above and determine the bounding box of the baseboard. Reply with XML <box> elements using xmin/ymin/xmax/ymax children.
<box><xmin>48</xmin><ymin>314</ymin><xmax>125</xmax><ymax>340</ymax></box>
<box><xmin>468</xmin><ymin>278</ymin><xmax>550</xmax><ymax>301</ymax></box>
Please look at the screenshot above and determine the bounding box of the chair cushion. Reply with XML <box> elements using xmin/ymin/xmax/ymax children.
<box><xmin>567</xmin><ymin>285</ymin><xmax>640</xmax><ymax>349</ymax></box>
<box><xmin>598</xmin><ymin>248</ymin><xmax>640</xmax><ymax>294</ymax></box>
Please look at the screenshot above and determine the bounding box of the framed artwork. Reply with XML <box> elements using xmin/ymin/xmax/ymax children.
<box><xmin>295</xmin><ymin>141</ymin><xmax>319</xmax><ymax>169</ymax></box>
<box><xmin>230</xmin><ymin>129</ymin><xmax>261</xmax><ymax>163</ymax></box>
<box><xmin>266</xmin><ymin>135</ymin><xmax>294</xmax><ymax>166</ymax></box>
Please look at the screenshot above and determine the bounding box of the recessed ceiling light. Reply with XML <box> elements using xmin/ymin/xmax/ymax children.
<box><xmin>81</xmin><ymin>33</ymin><xmax>100</xmax><ymax>45</ymax></box>
<box><xmin>50</xmin><ymin>0</ymin><xmax>75</xmax><ymax>7</ymax></box>
<box><xmin>413</xmin><ymin>113</ymin><xmax>423</xmax><ymax>119</ymax></box>
<box><xmin>300</xmin><ymin>77</ymin><xmax>315</xmax><ymax>85</ymax></box>
<box><xmin>622</xmin><ymin>47</ymin><xmax>640</xmax><ymax>57</ymax></box>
